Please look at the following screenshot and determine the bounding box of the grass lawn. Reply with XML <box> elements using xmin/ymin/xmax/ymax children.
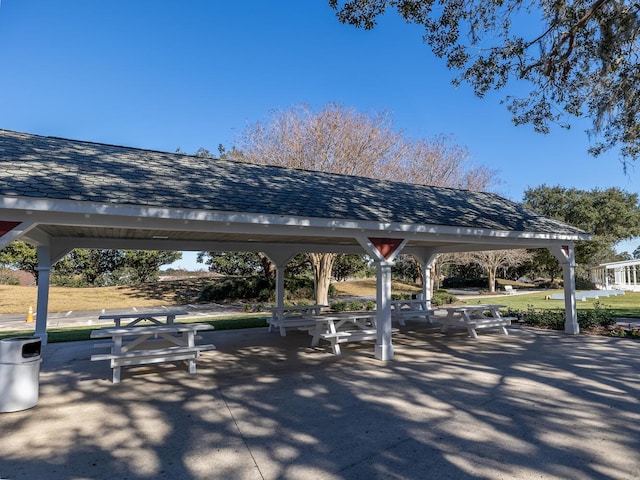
<box><xmin>0</xmin><ymin>278</ymin><xmax>423</xmax><ymax>314</ymax></box>
<box><xmin>468</xmin><ymin>290</ymin><xmax>640</xmax><ymax>318</ymax></box>
<box><xmin>0</xmin><ymin>281</ymin><xmax>214</xmax><ymax>314</ymax></box>
<box><xmin>332</xmin><ymin>278</ymin><xmax>422</xmax><ymax>297</ymax></box>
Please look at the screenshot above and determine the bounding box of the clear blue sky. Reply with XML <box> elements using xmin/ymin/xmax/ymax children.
<box><xmin>0</xmin><ymin>1</ymin><xmax>637</xmax><ymax>269</ymax></box>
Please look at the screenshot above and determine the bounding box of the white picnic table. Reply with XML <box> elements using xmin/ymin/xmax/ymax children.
<box><xmin>267</xmin><ymin>304</ymin><xmax>327</xmax><ymax>336</ymax></box>
<box><xmin>90</xmin><ymin>322</ymin><xmax>215</xmax><ymax>383</ymax></box>
<box><xmin>390</xmin><ymin>299</ymin><xmax>434</xmax><ymax>325</ymax></box>
<box><xmin>98</xmin><ymin>309</ymin><xmax>189</xmax><ymax>327</ymax></box>
<box><xmin>437</xmin><ymin>304</ymin><xmax>513</xmax><ymax>339</ymax></box>
<box><xmin>305</xmin><ymin>311</ymin><xmax>398</xmax><ymax>355</ymax></box>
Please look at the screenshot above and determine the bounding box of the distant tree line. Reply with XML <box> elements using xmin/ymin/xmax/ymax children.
<box><xmin>0</xmin><ymin>244</ymin><xmax>180</xmax><ymax>286</ymax></box>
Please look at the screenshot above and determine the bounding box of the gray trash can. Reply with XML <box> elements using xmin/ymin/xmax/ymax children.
<box><xmin>0</xmin><ymin>337</ymin><xmax>42</xmax><ymax>413</ymax></box>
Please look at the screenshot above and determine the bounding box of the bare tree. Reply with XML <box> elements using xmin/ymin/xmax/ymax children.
<box><xmin>460</xmin><ymin>250</ymin><xmax>533</xmax><ymax>293</ymax></box>
<box><xmin>384</xmin><ymin>135</ymin><xmax>497</xmax><ymax>191</ymax></box>
<box><xmin>231</xmin><ymin>103</ymin><xmax>407</xmax><ymax>305</ymax></box>
<box><xmin>232</xmin><ymin>103</ymin><xmax>499</xmax><ymax>304</ymax></box>
<box><xmin>231</xmin><ymin>103</ymin><xmax>406</xmax><ymax>177</ymax></box>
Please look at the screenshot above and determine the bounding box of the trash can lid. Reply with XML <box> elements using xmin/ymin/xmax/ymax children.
<box><xmin>0</xmin><ymin>336</ymin><xmax>41</xmax><ymax>362</ymax></box>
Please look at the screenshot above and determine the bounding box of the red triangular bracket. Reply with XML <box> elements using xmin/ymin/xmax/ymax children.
<box><xmin>0</xmin><ymin>221</ymin><xmax>20</xmax><ymax>238</ymax></box>
<box><xmin>368</xmin><ymin>237</ymin><xmax>404</xmax><ymax>260</ymax></box>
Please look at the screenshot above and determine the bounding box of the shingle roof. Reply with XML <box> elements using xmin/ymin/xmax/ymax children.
<box><xmin>0</xmin><ymin>129</ymin><xmax>585</xmax><ymax>235</ymax></box>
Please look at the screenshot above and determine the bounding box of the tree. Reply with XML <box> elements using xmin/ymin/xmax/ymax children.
<box><xmin>463</xmin><ymin>250</ymin><xmax>533</xmax><ymax>292</ymax></box>
<box><xmin>329</xmin><ymin>0</ymin><xmax>640</xmax><ymax>167</ymax></box>
<box><xmin>384</xmin><ymin>135</ymin><xmax>497</xmax><ymax>190</ymax></box>
<box><xmin>198</xmin><ymin>252</ymin><xmax>272</xmax><ymax>279</ymax></box>
<box><xmin>634</xmin><ymin>245</ymin><xmax>640</xmax><ymax>259</ymax></box>
<box><xmin>1</xmin><ymin>243</ymin><xmax>180</xmax><ymax>286</ymax></box>
<box><xmin>523</xmin><ymin>185</ymin><xmax>640</xmax><ymax>280</ymax></box>
<box><xmin>392</xmin><ymin>255</ymin><xmax>421</xmax><ymax>283</ymax></box>
<box><xmin>332</xmin><ymin>254</ymin><xmax>369</xmax><ymax>281</ymax></box>
<box><xmin>123</xmin><ymin>250</ymin><xmax>182</xmax><ymax>283</ymax></box>
<box><xmin>229</xmin><ymin>103</ymin><xmax>498</xmax><ymax>305</ymax></box>
<box><xmin>54</xmin><ymin>249</ymin><xmax>126</xmax><ymax>286</ymax></box>
<box><xmin>0</xmin><ymin>241</ymin><xmax>38</xmax><ymax>283</ymax></box>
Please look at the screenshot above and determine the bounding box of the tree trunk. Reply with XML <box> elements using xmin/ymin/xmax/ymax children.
<box><xmin>310</xmin><ymin>253</ymin><xmax>336</xmax><ymax>306</ymax></box>
<box><xmin>259</xmin><ymin>254</ymin><xmax>275</xmax><ymax>280</ymax></box>
<box><xmin>488</xmin><ymin>267</ymin><xmax>497</xmax><ymax>292</ymax></box>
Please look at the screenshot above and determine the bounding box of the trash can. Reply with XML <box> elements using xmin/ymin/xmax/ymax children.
<box><xmin>0</xmin><ymin>337</ymin><xmax>42</xmax><ymax>413</ymax></box>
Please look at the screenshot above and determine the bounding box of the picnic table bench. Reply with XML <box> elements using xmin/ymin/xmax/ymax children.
<box><xmin>98</xmin><ymin>310</ymin><xmax>188</xmax><ymax>327</ymax></box>
<box><xmin>390</xmin><ymin>299</ymin><xmax>434</xmax><ymax>325</ymax></box>
<box><xmin>305</xmin><ymin>311</ymin><xmax>398</xmax><ymax>355</ymax></box>
<box><xmin>267</xmin><ymin>304</ymin><xmax>326</xmax><ymax>336</ymax></box>
<box><xmin>91</xmin><ymin>323</ymin><xmax>215</xmax><ymax>383</ymax></box>
<box><xmin>437</xmin><ymin>304</ymin><xmax>514</xmax><ymax>339</ymax></box>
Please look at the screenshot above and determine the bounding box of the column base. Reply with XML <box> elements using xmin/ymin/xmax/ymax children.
<box><xmin>375</xmin><ymin>343</ymin><xmax>394</xmax><ymax>361</ymax></box>
<box><xmin>564</xmin><ymin>323</ymin><xmax>580</xmax><ymax>335</ymax></box>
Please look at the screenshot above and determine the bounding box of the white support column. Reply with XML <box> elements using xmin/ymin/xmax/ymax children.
<box><xmin>263</xmin><ymin>248</ymin><xmax>298</xmax><ymax>319</ymax></box>
<box><xmin>550</xmin><ymin>244</ymin><xmax>579</xmax><ymax>335</ymax></box>
<box><xmin>357</xmin><ymin>236</ymin><xmax>409</xmax><ymax>361</ymax></box>
<box><xmin>274</xmin><ymin>264</ymin><xmax>286</xmax><ymax>315</ymax></box>
<box><xmin>375</xmin><ymin>260</ymin><xmax>394</xmax><ymax>361</ymax></box>
<box><xmin>410</xmin><ymin>250</ymin><xmax>437</xmax><ymax>309</ymax></box>
<box><xmin>422</xmin><ymin>266</ymin><xmax>430</xmax><ymax>304</ymax></box>
<box><xmin>35</xmin><ymin>245</ymin><xmax>52</xmax><ymax>345</ymax></box>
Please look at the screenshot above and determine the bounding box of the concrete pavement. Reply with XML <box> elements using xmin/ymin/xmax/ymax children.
<box><xmin>1</xmin><ymin>322</ymin><xmax>639</xmax><ymax>479</ymax></box>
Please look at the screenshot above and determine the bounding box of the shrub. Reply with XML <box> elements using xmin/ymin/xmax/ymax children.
<box><xmin>199</xmin><ymin>276</ymin><xmax>274</xmax><ymax>302</ymax></box>
<box><xmin>199</xmin><ymin>275</ymin><xmax>333</xmax><ymax>303</ymax></box>
<box><xmin>391</xmin><ymin>293</ymin><xmax>412</xmax><ymax>300</ymax></box>
<box><xmin>347</xmin><ymin>300</ymin><xmax>364</xmax><ymax>310</ymax></box>
<box><xmin>504</xmin><ymin>301</ymin><xmax>615</xmax><ymax>331</ymax></box>
<box><xmin>575</xmin><ymin>277</ymin><xmax>597</xmax><ymax>290</ymax></box>
<box><xmin>365</xmin><ymin>301</ymin><xmax>376</xmax><ymax>311</ymax></box>
<box><xmin>330</xmin><ymin>300</ymin><xmax>348</xmax><ymax>312</ymax></box>
<box><xmin>506</xmin><ymin>305</ymin><xmax>565</xmax><ymax>329</ymax></box>
<box><xmin>0</xmin><ymin>267</ymin><xmax>20</xmax><ymax>285</ymax></box>
<box><xmin>442</xmin><ymin>277</ymin><xmax>486</xmax><ymax>288</ymax></box>
<box><xmin>431</xmin><ymin>290</ymin><xmax>457</xmax><ymax>306</ymax></box>
<box><xmin>577</xmin><ymin>301</ymin><xmax>615</xmax><ymax>329</ymax></box>
<box><xmin>284</xmin><ymin>277</ymin><xmax>314</xmax><ymax>300</ymax></box>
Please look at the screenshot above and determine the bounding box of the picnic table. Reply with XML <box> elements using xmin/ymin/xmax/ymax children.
<box><xmin>437</xmin><ymin>304</ymin><xmax>513</xmax><ymax>339</ymax></box>
<box><xmin>90</xmin><ymin>323</ymin><xmax>215</xmax><ymax>383</ymax></box>
<box><xmin>305</xmin><ymin>311</ymin><xmax>398</xmax><ymax>355</ymax></box>
<box><xmin>390</xmin><ymin>299</ymin><xmax>434</xmax><ymax>325</ymax></box>
<box><xmin>98</xmin><ymin>310</ymin><xmax>188</xmax><ymax>327</ymax></box>
<box><xmin>267</xmin><ymin>304</ymin><xmax>326</xmax><ymax>336</ymax></box>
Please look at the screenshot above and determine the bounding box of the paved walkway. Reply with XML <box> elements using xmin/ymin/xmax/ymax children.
<box><xmin>1</xmin><ymin>323</ymin><xmax>639</xmax><ymax>479</ymax></box>
<box><xmin>0</xmin><ymin>302</ymin><xmax>246</xmax><ymax>332</ymax></box>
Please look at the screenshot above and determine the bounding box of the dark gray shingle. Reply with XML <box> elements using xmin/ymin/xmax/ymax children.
<box><xmin>0</xmin><ymin>129</ymin><xmax>585</xmax><ymax>235</ymax></box>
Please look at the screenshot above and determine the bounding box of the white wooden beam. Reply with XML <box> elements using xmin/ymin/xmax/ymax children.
<box><xmin>550</xmin><ymin>243</ymin><xmax>579</xmax><ymax>334</ymax></box>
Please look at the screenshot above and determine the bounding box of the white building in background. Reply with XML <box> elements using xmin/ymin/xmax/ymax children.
<box><xmin>591</xmin><ymin>259</ymin><xmax>640</xmax><ymax>292</ymax></box>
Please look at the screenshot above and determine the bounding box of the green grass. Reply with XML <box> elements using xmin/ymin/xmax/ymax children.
<box><xmin>466</xmin><ymin>290</ymin><xmax>640</xmax><ymax>318</ymax></box>
<box><xmin>0</xmin><ymin>314</ymin><xmax>270</xmax><ymax>343</ymax></box>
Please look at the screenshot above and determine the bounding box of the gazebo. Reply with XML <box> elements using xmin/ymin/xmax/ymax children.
<box><xmin>591</xmin><ymin>259</ymin><xmax>640</xmax><ymax>292</ymax></box>
<box><xmin>0</xmin><ymin>129</ymin><xmax>590</xmax><ymax>360</ymax></box>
